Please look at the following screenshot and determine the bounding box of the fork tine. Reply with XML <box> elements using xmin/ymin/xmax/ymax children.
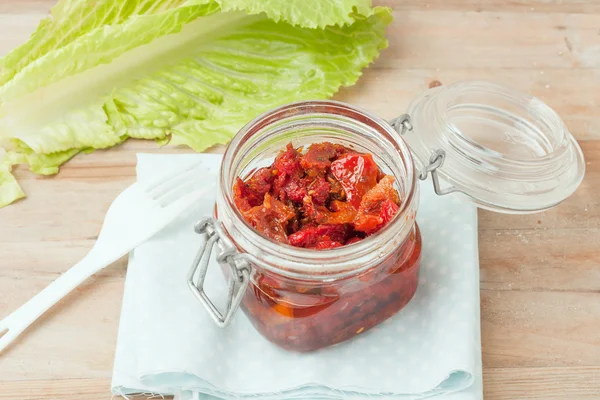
<box><xmin>151</xmin><ymin>164</ymin><xmax>219</xmax><ymax>204</ymax></box>
<box><xmin>143</xmin><ymin>160</ymin><xmax>206</xmax><ymax>198</ymax></box>
<box><xmin>161</xmin><ymin>184</ymin><xmax>216</xmax><ymax>215</ymax></box>
<box><xmin>157</xmin><ymin>176</ymin><xmax>217</xmax><ymax>208</ymax></box>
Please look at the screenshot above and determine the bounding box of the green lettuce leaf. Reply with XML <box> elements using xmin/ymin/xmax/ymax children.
<box><xmin>213</xmin><ymin>0</ymin><xmax>375</xmax><ymax>28</ymax></box>
<box><xmin>0</xmin><ymin>158</ymin><xmax>25</xmax><ymax>208</ymax></box>
<box><xmin>114</xmin><ymin>7</ymin><xmax>391</xmax><ymax>151</ymax></box>
<box><xmin>0</xmin><ymin>2</ymin><xmax>222</xmax><ymax>102</ymax></box>
<box><xmin>0</xmin><ymin>142</ymin><xmax>81</xmax><ymax>208</ymax></box>
<box><xmin>0</xmin><ymin>0</ymin><xmax>190</xmax><ymax>86</ymax></box>
<box><xmin>6</xmin><ymin>140</ymin><xmax>82</xmax><ymax>175</ymax></box>
<box><xmin>0</xmin><ymin>0</ymin><xmax>391</xmax><ymax>207</ymax></box>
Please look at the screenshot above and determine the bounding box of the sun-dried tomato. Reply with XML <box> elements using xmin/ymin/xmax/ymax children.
<box><xmin>272</xmin><ymin>143</ymin><xmax>304</xmax><ymax>200</ymax></box>
<box><xmin>301</xmin><ymin>196</ymin><xmax>330</xmax><ymax>225</ymax></box>
<box><xmin>380</xmin><ymin>200</ymin><xmax>400</xmax><ymax>226</ymax></box>
<box><xmin>312</xmin><ymin>241</ymin><xmax>344</xmax><ymax>249</ymax></box>
<box><xmin>325</xmin><ymin>200</ymin><xmax>357</xmax><ymax>225</ymax></box>
<box><xmin>327</xmin><ymin>171</ymin><xmax>346</xmax><ymax>201</ymax></box>
<box><xmin>288</xmin><ymin>224</ymin><xmax>351</xmax><ymax>248</ymax></box>
<box><xmin>233</xmin><ymin>166</ymin><xmax>275</xmax><ymax>211</ymax></box>
<box><xmin>306</xmin><ymin>177</ymin><xmax>330</xmax><ymax>205</ymax></box>
<box><xmin>330</xmin><ymin>153</ymin><xmax>380</xmax><ymax>210</ymax></box>
<box><xmin>234</xmin><ymin>142</ymin><xmax>401</xmax><ymax>248</ymax></box>
<box><xmin>354</xmin><ymin>176</ymin><xmax>400</xmax><ymax>234</ymax></box>
<box><xmin>301</xmin><ymin>142</ymin><xmax>348</xmax><ymax>177</ymax></box>
<box><xmin>280</xmin><ymin>177</ymin><xmax>307</xmax><ymax>203</ymax></box>
<box><xmin>243</xmin><ymin>193</ymin><xmax>296</xmax><ymax>243</ymax></box>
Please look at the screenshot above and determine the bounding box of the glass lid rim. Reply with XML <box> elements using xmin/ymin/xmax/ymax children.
<box><xmin>404</xmin><ymin>80</ymin><xmax>586</xmax><ymax>214</ymax></box>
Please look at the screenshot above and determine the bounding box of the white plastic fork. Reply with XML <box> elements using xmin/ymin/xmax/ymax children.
<box><xmin>0</xmin><ymin>160</ymin><xmax>215</xmax><ymax>353</ymax></box>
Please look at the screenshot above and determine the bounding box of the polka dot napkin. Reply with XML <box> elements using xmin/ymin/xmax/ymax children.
<box><xmin>111</xmin><ymin>154</ymin><xmax>483</xmax><ymax>399</ymax></box>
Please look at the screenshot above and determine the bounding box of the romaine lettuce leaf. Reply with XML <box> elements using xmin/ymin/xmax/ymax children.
<box><xmin>0</xmin><ymin>0</ymin><xmax>191</xmax><ymax>86</ymax></box>
<box><xmin>0</xmin><ymin>0</ymin><xmax>391</xmax><ymax>207</ymax></box>
<box><xmin>0</xmin><ymin>149</ymin><xmax>25</xmax><ymax>207</ymax></box>
<box><xmin>0</xmin><ymin>166</ymin><xmax>24</xmax><ymax>208</ymax></box>
<box><xmin>213</xmin><ymin>0</ymin><xmax>375</xmax><ymax>28</ymax></box>
<box><xmin>6</xmin><ymin>141</ymin><xmax>82</xmax><ymax>175</ymax></box>
<box><xmin>114</xmin><ymin>7</ymin><xmax>392</xmax><ymax>151</ymax></box>
<box><xmin>0</xmin><ymin>2</ymin><xmax>223</xmax><ymax>101</ymax></box>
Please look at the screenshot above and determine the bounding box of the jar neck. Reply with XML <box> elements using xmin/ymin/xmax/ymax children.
<box><xmin>217</xmin><ymin>100</ymin><xmax>419</xmax><ymax>280</ymax></box>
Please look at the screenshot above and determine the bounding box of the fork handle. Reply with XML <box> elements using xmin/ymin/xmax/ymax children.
<box><xmin>0</xmin><ymin>250</ymin><xmax>115</xmax><ymax>353</ymax></box>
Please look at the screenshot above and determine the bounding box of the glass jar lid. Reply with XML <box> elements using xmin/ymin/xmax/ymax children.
<box><xmin>401</xmin><ymin>81</ymin><xmax>585</xmax><ymax>213</ymax></box>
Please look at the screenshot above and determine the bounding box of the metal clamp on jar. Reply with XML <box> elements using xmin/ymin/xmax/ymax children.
<box><xmin>188</xmin><ymin>81</ymin><xmax>585</xmax><ymax>352</ymax></box>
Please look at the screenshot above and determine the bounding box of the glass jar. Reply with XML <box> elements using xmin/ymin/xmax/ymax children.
<box><xmin>188</xmin><ymin>81</ymin><xmax>585</xmax><ymax>352</ymax></box>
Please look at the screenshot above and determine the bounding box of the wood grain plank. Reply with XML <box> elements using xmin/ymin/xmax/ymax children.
<box><xmin>480</xmin><ymin>228</ymin><xmax>600</xmax><ymax>292</ymax></box>
<box><xmin>0</xmin><ymin>378</ymin><xmax>113</xmax><ymax>400</ymax></box>
<box><xmin>378</xmin><ymin>10</ymin><xmax>600</xmax><ymax>70</ymax></box>
<box><xmin>484</xmin><ymin>367</ymin><xmax>600</xmax><ymax>400</ymax></box>
<box><xmin>391</xmin><ymin>0</ymin><xmax>600</xmax><ymax>14</ymax></box>
<box><xmin>3</xmin><ymin>140</ymin><xmax>597</xmax><ymax>245</ymax></box>
<box><xmin>336</xmin><ymin>67</ymin><xmax>600</xmax><ymax>140</ymax></box>
<box><xmin>482</xmin><ymin>289</ymin><xmax>600</xmax><ymax>368</ymax></box>
<box><xmin>0</xmin><ymin>241</ymin><xmax>126</xmax><ymax>280</ymax></box>
<box><xmin>476</xmin><ymin>140</ymin><xmax>600</xmax><ymax>293</ymax></box>
<box><xmin>3</xmin><ymin>281</ymin><xmax>600</xmax><ymax>379</ymax></box>
<box><xmin>0</xmin><ymin>268</ymin><xmax>124</xmax><ymax>380</ymax></box>
<box><xmin>0</xmin><ymin>178</ymin><xmax>131</xmax><ymax>243</ymax></box>
<box><xmin>0</xmin><ymin>378</ymin><xmax>175</xmax><ymax>400</ymax></box>
<box><xmin>2</xmin><ymin>235</ymin><xmax>600</xmax><ymax>379</ymax></box>
<box><xmin>0</xmin><ymin>1</ymin><xmax>52</xmax><ymax>14</ymax></box>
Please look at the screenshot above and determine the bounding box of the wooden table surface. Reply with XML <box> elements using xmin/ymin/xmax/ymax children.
<box><xmin>1</xmin><ymin>1</ymin><xmax>600</xmax><ymax>399</ymax></box>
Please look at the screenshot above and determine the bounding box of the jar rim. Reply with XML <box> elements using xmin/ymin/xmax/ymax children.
<box><xmin>217</xmin><ymin>100</ymin><xmax>419</xmax><ymax>279</ymax></box>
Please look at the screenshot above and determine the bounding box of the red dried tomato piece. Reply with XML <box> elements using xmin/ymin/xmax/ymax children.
<box><xmin>325</xmin><ymin>200</ymin><xmax>357</xmax><ymax>225</ymax></box>
<box><xmin>326</xmin><ymin>171</ymin><xmax>346</xmax><ymax>201</ymax></box>
<box><xmin>307</xmin><ymin>177</ymin><xmax>330</xmax><ymax>205</ymax></box>
<box><xmin>280</xmin><ymin>176</ymin><xmax>330</xmax><ymax>205</ymax></box>
<box><xmin>301</xmin><ymin>142</ymin><xmax>348</xmax><ymax>177</ymax></box>
<box><xmin>330</xmin><ymin>153</ymin><xmax>379</xmax><ymax>209</ymax></box>
<box><xmin>274</xmin><ymin>143</ymin><xmax>304</xmax><ymax>176</ymax></box>
<box><xmin>233</xmin><ymin>167</ymin><xmax>275</xmax><ymax>211</ymax></box>
<box><xmin>354</xmin><ymin>175</ymin><xmax>400</xmax><ymax>234</ymax></box>
<box><xmin>243</xmin><ymin>193</ymin><xmax>296</xmax><ymax>243</ymax></box>
<box><xmin>281</xmin><ymin>176</ymin><xmax>308</xmax><ymax>203</ymax></box>
<box><xmin>272</xmin><ymin>143</ymin><xmax>305</xmax><ymax>199</ymax></box>
<box><xmin>233</xmin><ymin>142</ymin><xmax>402</xmax><ymax>250</ymax></box>
<box><xmin>318</xmin><ymin>224</ymin><xmax>351</xmax><ymax>243</ymax></box>
<box><xmin>288</xmin><ymin>224</ymin><xmax>350</xmax><ymax>248</ymax></box>
<box><xmin>311</xmin><ymin>241</ymin><xmax>344</xmax><ymax>249</ymax></box>
<box><xmin>354</xmin><ymin>215</ymin><xmax>382</xmax><ymax>234</ymax></box>
<box><xmin>302</xmin><ymin>196</ymin><xmax>330</xmax><ymax>225</ymax></box>
<box><xmin>380</xmin><ymin>200</ymin><xmax>400</xmax><ymax>226</ymax></box>
<box><xmin>288</xmin><ymin>226</ymin><xmax>319</xmax><ymax>247</ymax></box>
<box><xmin>233</xmin><ymin>179</ymin><xmax>253</xmax><ymax>212</ymax></box>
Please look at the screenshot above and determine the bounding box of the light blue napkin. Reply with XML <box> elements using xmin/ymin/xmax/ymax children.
<box><xmin>111</xmin><ymin>154</ymin><xmax>482</xmax><ymax>399</ymax></box>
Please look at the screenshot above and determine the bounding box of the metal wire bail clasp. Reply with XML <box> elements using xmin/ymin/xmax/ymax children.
<box><xmin>390</xmin><ymin>113</ymin><xmax>413</xmax><ymax>136</ymax></box>
<box><xmin>417</xmin><ymin>149</ymin><xmax>459</xmax><ymax>196</ymax></box>
<box><xmin>390</xmin><ymin>114</ymin><xmax>460</xmax><ymax>197</ymax></box>
<box><xmin>188</xmin><ymin>217</ymin><xmax>251</xmax><ymax>328</ymax></box>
